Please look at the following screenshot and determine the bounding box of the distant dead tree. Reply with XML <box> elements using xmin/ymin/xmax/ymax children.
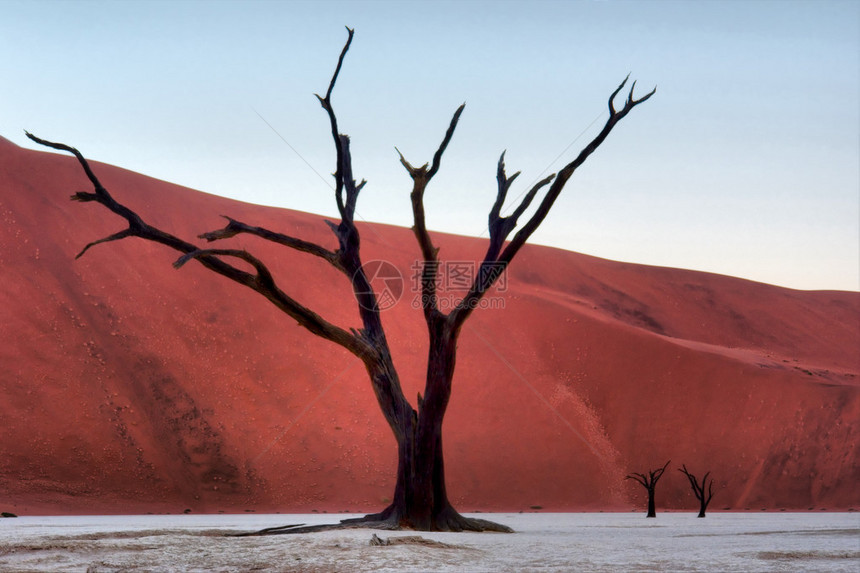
<box><xmin>679</xmin><ymin>465</ymin><xmax>714</xmax><ymax>518</ymax></box>
<box><xmin>626</xmin><ymin>460</ymin><xmax>670</xmax><ymax>518</ymax></box>
<box><xmin>26</xmin><ymin>28</ymin><xmax>653</xmax><ymax>533</ymax></box>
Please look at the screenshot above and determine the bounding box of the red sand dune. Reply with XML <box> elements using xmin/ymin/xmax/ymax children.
<box><xmin>1</xmin><ymin>136</ymin><xmax>858</xmax><ymax>515</ymax></box>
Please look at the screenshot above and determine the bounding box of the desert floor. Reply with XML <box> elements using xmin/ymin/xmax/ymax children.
<box><xmin>0</xmin><ymin>512</ymin><xmax>858</xmax><ymax>572</ymax></box>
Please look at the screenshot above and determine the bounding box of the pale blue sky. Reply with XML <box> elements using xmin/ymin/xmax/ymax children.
<box><xmin>2</xmin><ymin>0</ymin><xmax>858</xmax><ymax>291</ymax></box>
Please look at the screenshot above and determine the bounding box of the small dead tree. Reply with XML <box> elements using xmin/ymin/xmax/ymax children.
<box><xmin>679</xmin><ymin>465</ymin><xmax>714</xmax><ymax>518</ymax></box>
<box><xmin>626</xmin><ymin>460</ymin><xmax>670</xmax><ymax>518</ymax></box>
<box><xmin>27</xmin><ymin>28</ymin><xmax>653</xmax><ymax>533</ymax></box>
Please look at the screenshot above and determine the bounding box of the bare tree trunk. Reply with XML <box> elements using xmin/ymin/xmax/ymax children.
<box><xmin>646</xmin><ymin>490</ymin><xmax>657</xmax><ymax>518</ymax></box>
<box><xmin>355</xmin><ymin>316</ymin><xmax>498</xmax><ymax>531</ymax></box>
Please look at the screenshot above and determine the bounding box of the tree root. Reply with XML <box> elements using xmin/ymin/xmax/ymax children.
<box><xmin>230</xmin><ymin>511</ymin><xmax>513</xmax><ymax>536</ymax></box>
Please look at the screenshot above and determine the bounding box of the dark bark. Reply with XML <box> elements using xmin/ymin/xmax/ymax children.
<box><xmin>27</xmin><ymin>27</ymin><xmax>653</xmax><ymax>533</ymax></box>
<box><xmin>626</xmin><ymin>460</ymin><xmax>670</xmax><ymax>518</ymax></box>
<box><xmin>679</xmin><ymin>465</ymin><xmax>715</xmax><ymax>518</ymax></box>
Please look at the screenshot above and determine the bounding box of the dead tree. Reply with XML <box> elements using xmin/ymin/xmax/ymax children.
<box><xmin>626</xmin><ymin>460</ymin><xmax>670</xmax><ymax>518</ymax></box>
<box><xmin>679</xmin><ymin>465</ymin><xmax>715</xmax><ymax>518</ymax></box>
<box><xmin>27</xmin><ymin>28</ymin><xmax>653</xmax><ymax>533</ymax></box>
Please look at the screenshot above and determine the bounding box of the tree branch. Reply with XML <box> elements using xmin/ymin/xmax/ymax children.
<box><xmin>338</xmin><ymin>134</ymin><xmax>362</xmax><ymax>224</ymax></box>
<box><xmin>24</xmin><ymin>132</ymin><xmax>373</xmax><ymax>362</ymax></box>
<box><xmin>448</xmin><ymin>167</ymin><xmax>554</xmax><ymax>329</ymax></box>
<box><xmin>627</xmin><ymin>460</ymin><xmax>670</xmax><ymax>489</ymax></box>
<box><xmin>428</xmin><ymin>103</ymin><xmax>465</xmax><ymax>180</ymax></box>
<box><xmin>25</xmin><ymin>131</ymin><xmax>107</xmax><ymax>197</ymax></box>
<box><xmin>200</xmin><ymin>216</ymin><xmax>340</xmax><ymax>268</ymax></box>
<box><xmin>174</xmin><ymin>248</ymin><xmax>275</xmax><ymax>288</ymax></box>
<box><xmin>651</xmin><ymin>459</ymin><xmax>671</xmax><ymax>484</ymax></box>
<box><xmin>488</xmin><ymin>152</ymin><xmax>516</xmax><ymax>224</ymax></box>
<box><xmin>399</xmin><ymin>104</ymin><xmax>466</xmax><ymax>319</ymax></box>
<box><xmin>305</xmin><ymin>29</ymin><xmax>414</xmax><ymax>433</ymax></box>
<box><xmin>303</xmin><ymin>30</ymin><xmax>399</xmax><ymax>351</ymax></box>
<box><xmin>679</xmin><ymin>465</ymin><xmax>702</xmax><ymax>497</ymax></box>
<box><xmin>315</xmin><ymin>26</ymin><xmax>355</xmax><ymax>225</ymax></box>
<box><xmin>75</xmin><ymin>229</ymin><xmax>135</xmax><ymax>259</ymax></box>
<box><xmin>497</xmin><ymin>76</ymin><xmax>655</xmax><ymax>266</ymax></box>
<box><xmin>447</xmin><ymin>77</ymin><xmax>652</xmax><ymax>331</ymax></box>
<box><xmin>26</xmin><ymin>131</ymin><xmax>147</xmax><ymax>230</ymax></box>
<box><xmin>323</xmin><ymin>26</ymin><xmax>354</xmax><ymax>102</ymax></box>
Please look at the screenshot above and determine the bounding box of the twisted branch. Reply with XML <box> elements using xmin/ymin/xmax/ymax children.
<box><xmin>200</xmin><ymin>216</ymin><xmax>340</xmax><ymax>268</ymax></box>
<box><xmin>315</xmin><ymin>26</ymin><xmax>357</xmax><ymax>226</ymax></box>
<box><xmin>498</xmin><ymin>75</ymin><xmax>655</xmax><ymax>266</ymax></box>
<box><xmin>625</xmin><ymin>459</ymin><xmax>671</xmax><ymax>490</ymax></box>
<box><xmin>174</xmin><ymin>248</ymin><xmax>275</xmax><ymax>288</ymax></box>
<box><xmin>23</xmin><ymin>135</ymin><xmax>370</xmax><ymax>361</ymax></box>
<box><xmin>398</xmin><ymin>103</ymin><xmax>466</xmax><ymax>320</ymax></box>
<box><xmin>444</xmin><ymin>76</ymin><xmax>654</xmax><ymax>330</ymax></box>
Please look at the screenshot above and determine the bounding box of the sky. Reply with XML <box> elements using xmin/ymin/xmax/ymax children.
<box><xmin>1</xmin><ymin>0</ymin><xmax>858</xmax><ymax>291</ymax></box>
